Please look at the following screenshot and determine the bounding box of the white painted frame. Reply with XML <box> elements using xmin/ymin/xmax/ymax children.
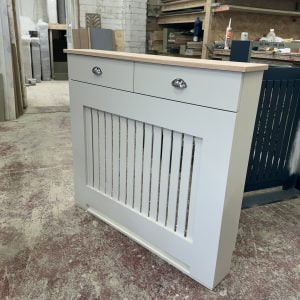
<box><xmin>68</xmin><ymin>55</ymin><xmax>264</xmax><ymax>289</ymax></box>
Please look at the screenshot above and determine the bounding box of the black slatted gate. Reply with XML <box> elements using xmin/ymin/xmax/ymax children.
<box><xmin>245</xmin><ymin>67</ymin><xmax>300</xmax><ymax>192</ymax></box>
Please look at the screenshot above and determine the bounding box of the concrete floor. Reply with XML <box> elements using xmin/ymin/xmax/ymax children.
<box><xmin>0</xmin><ymin>111</ymin><xmax>300</xmax><ymax>299</ymax></box>
<box><xmin>26</xmin><ymin>81</ymin><xmax>69</xmax><ymax>107</ymax></box>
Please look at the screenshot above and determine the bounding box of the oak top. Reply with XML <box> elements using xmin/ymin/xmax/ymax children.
<box><xmin>65</xmin><ymin>49</ymin><xmax>268</xmax><ymax>73</ymax></box>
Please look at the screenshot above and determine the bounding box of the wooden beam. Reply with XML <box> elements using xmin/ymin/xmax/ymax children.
<box><xmin>158</xmin><ymin>11</ymin><xmax>204</xmax><ymax>24</ymax></box>
<box><xmin>162</xmin><ymin>0</ymin><xmax>206</xmax><ymax>12</ymax></box>
<box><xmin>49</xmin><ymin>23</ymin><xmax>67</xmax><ymax>30</ymax></box>
<box><xmin>0</xmin><ymin>0</ymin><xmax>16</xmax><ymax>120</ymax></box>
<box><xmin>214</xmin><ymin>5</ymin><xmax>300</xmax><ymax>16</ymax></box>
<box><xmin>202</xmin><ymin>0</ymin><xmax>214</xmax><ymax>59</ymax></box>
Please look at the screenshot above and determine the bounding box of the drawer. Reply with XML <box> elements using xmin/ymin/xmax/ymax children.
<box><xmin>68</xmin><ymin>54</ymin><xmax>134</xmax><ymax>91</ymax></box>
<box><xmin>134</xmin><ymin>62</ymin><xmax>243</xmax><ymax>112</ymax></box>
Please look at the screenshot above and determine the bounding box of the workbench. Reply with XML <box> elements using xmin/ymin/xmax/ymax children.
<box><xmin>213</xmin><ymin>48</ymin><xmax>300</xmax><ymax>66</ymax></box>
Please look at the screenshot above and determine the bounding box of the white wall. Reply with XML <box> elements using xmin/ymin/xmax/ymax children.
<box><xmin>79</xmin><ymin>0</ymin><xmax>147</xmax><ymax>53</ymax></box>
<box><xmin>19</xmin><ymin>0</ymin><xmax>48</xmax><ymax>23</ymax></box>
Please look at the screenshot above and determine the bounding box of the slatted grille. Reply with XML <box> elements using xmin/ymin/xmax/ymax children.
<box><xmin>84</xmin><ymin>107</ymin><xmax>202</xmax><ymax>238</ymax></box>
<box><xmin>245</xmin><ymin>70</ymin><xmax>300</xmax><ymax>192</ymax></box>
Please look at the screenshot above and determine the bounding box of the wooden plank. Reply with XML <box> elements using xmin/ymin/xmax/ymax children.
<box><xmin>0</xmin><ymin>74</ymin><xmax>5</xmax><ymax>121</ymax></box>
<box><xmin>149</xmin><ymin>126</ymin><xmax>162</xmax><ymax>220</ymax></box>
<box><xmin>158</xmin><ymin>12</ymin><xmax>205</xmax><ymax>25</ymax></box>
<box><xmin>105</xmin><ymin>113</ymin><xmax>113</xmax><ymax>196</ymax></box>
<box><xmin>176</xmin><ymin>134</ymin><xmax>193</xmax><ymax>235</ymax></box>
<box><xmin>263</xmin><ymin>80</ymin><xmax>288</xmax><ymax>180</ymax></box>
<box><xmin>141</xmin><ymin>124</ymin><xmax>153</xmax><ymax>215</ymax></box>
<box><xmin>133</xmin><ymin>121</ymin><xmax>144</xmax><ymax>211</ymax></box>
<box><xmin>99</xmin><ymin>111</ymin><xmax>106</xmax><ymax>193</ymax></box>
<box><xmin>214</xmin><ymin>5</ymin><xmax>300</xmax><ymax>17</ymax></box>
<box><xmin>119</xmin><ymin>117</ymin><xmax>127</xmax><ymax>203</ymax></box>
<box><xmin>84</xmin><ymin>108</ymin><xmax>94</xmax><ymax>187</ymax></box>
<box><xmin>126</xmin><ymin>119</ymin><xmax>135</xmax><ymax>207</ymax></box>
<box><xmin>92</xmin><ymin>109</ymin><xmax>100</xmax><ymax>190</ymax></box>
<box><xmin>166</xmin><ymin>132</ymin><xmax>182</xmax><ymax>231</ymax></box>
<box><xmin>157</xmin><ymin>129</ymin><xmax>172</xmax><ymax>225</ymax></box>
<box><xmin>202</xmin><ymin>0</ymin><xmax>214</xmax><ymax>59</ymax></box>
<box><xmin>112</xmin><ymin>115</ymin><xmax>120</xmax><ymax>200</ymax></box>
<box><xmin>49</xmin><ymin>23</ymin><xmax>67</xmax><ymax>30</ymax></box>
<box><xmin>65</xmin><ymin>49</ymin><xmax>268</xmax><ymax>73</ymax></box>
<box><xmin>162</xmin><ymin>0</ymin><xmax>206</xmax><ymax>12</ymax></box>
<box><xmin>0</xmin><ymin>0</ymin><xmax>16</xmax><ymax>120</ymax></box>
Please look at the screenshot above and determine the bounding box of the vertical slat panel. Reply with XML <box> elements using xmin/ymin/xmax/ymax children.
<box><xmin>246</xmin><ymin>80</ymin><xmax>267</xmax><ymax>184</ymax></box>
<box><xmin>273</xmin><ymin>80</ymin><xmax>294</xmax><ymax>176</ymax></box>
<box><xmin>166</xmin><ymin>132</ymin><xmax>182</xmax><ymax>230</ymax></box>
<box><xmin>264</xmin><ymin>80</ymin><xmax>287</xmax><ymax>180</ymax></box>
<box><xmin>257</xmin><ymin>80</ymin><xmax>281</xmax><ymax>180</ymax></box>
<box><xmin>176</xmin><ymin>135</ymin><xmax>193</xmax><ymax>235</ymax></box>
<box><xmin>105</xmin><ymin>113</ymin><xmax>113</xmax><ymax>196</ymax></box>
<box><xmin>149</xmin><ymin>126</ymin><xmax>162</xmax><ymax>220</ymax></box>
<box><xmin>250</xmin><ymin>80</ymin><xmax>273</xmax><ymax>182</ymax></box>
<box><xmin>84</xmin><ymin>107</ymin><xmax>94</xmax><ymax>187</ymax></box>
<box><xmin>141</xmin><ymin>124</ymin><xmax>153</xmax><ymax>215</ymax></box>
<box><xmin>186</xmin><ymin>137</ymin><xmax>202</xmax><ymax>238</ymax></box>
<box><xmin>158</xmin><ymin>129</ymin><xmax>172</xmax><ymax>225</ymax></box>
<box><xmin>126</xmin><ymin>119</ymin><xmax>135</xmax><ymax>207</ymax></box>
<box><xmin>134</xmin><ymin>121</ymin><xmax>144</xmax><ymax>211</ymax></box>
<box><xmin>92</xmin><ymin>109</ymin><xmax>100</xmax><ymax>190</ymax></box>
<box><xmin>278</xmin><ymin>81</ymin><xmax>300</xmax><ymax>171</ymax></box>
<box><xmin>99</xmin><ymin>111</ymin><xmax>106</xmax><ymax>193</ymax></box>
<box><xmin>119</xmin><ymin>117</ymin><xmax>127</xmax><ymax>203</ymax></box>
<box><xmin>112</xmin><ymin>115</ymin><xmax>120</xmax><ymax>200</ymax></box>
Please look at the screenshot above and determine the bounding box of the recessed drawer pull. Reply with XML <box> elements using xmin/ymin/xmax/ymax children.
<box><xmin>172</xmin><ymin>78</ymin><xmax>187</xmax><ymax>89</ymax></box>
<box><xmin>92</xmin><ymin>66</ymin><xmax>103</xmax><ymax>76</ymax></box>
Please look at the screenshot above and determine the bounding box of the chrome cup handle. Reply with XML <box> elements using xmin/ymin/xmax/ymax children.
<box><xmin>171</xmin><ymin>78</ymin><xmax>187</xmax><ymax>89</ymax></box>
<box><xmin>92</xmin><ymin>66</ymin><xmax>103</xmax><ymax>76</ymax></box>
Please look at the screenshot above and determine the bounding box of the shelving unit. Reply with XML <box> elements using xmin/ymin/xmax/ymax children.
<box><xmin>154</xmin><ymin>0</ymin><xmax>300</xmax><ymax>59</ymax></box>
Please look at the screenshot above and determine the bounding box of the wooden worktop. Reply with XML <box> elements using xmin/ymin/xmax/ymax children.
<box><xmin>65</xmin><ymin>49</ymin><xmax>268</xmax><ymax>73</ymax></box>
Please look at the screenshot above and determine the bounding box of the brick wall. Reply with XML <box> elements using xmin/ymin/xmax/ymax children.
<box><xmin>79</xmin><ymin>0</ymin><xmax>147</xmax><ymax>53</ymax></box>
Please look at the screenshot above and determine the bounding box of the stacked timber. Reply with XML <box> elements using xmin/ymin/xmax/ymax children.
<box><xmin>159</xmin><ymin>0</ymin><xmax>206</xmax><ymax>25</ymax></box>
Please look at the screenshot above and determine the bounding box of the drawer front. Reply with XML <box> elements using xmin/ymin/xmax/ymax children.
<box><xmin>68</xmin><ymin>54</ymin><xmax>134</xmax><ymax>91</ymax></box>
<box><xmin>134</xmin><ymin>62</ymin><xmax>243</xmax><ymax>112</ymax></box>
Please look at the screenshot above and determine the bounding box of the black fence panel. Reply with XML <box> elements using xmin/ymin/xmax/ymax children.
<box><xmin>245</xmin><ymin>67</ymin><xmax>300</xmax><ymax>192</ymax></box>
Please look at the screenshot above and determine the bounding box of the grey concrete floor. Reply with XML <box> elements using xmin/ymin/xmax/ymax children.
<box><xmin>0</xmin><ymin>111</ymin><xmax>299</xmax><ymax>299</ymax></box>
<box><xmin>26</xmin><ymin>81</ymin><xmax>69</xmax><ymax>107</ymax></box>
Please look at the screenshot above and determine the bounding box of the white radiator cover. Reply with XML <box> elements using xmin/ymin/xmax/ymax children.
<box><xmin>67</xmin><ymin>52</ymin><xmax>266</xmax><ymax>289</ymax></box>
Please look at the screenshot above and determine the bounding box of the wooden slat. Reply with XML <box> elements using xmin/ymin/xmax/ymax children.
<box><xmin>166</xmin><ymin>132</ymin><xmax>182</xmax><ymax>230</ymax></box>
<box><xmin>272</xmin><ymin>80</ymin><xmax>294</xmax><ymax>176</ymax></box>
<box><xmin>141</xmin><ymin>124</ymin><xmax>153</xmax><ymax>215</ymax></box>
<box><xmin>162</xmin><ymin>0</ymin><xmax>206</xmax><ymax>12</ymax></box>
<box><xmin>247</xmin><ymin>80</ymin><xmax>270</xmax><ymax>183</ymax></box>
<box><xmin>105</xmin><ymin>113</ymin><xmax>113</xmax><ymax>196</ymax></box>
<box><xmin>99</xmin><ymin>111</ymin><xmax>106</xmax><ymax>193</ymax></box>
<box><xmin>92</xmin><ymin>110</ymin><xmax>100</xmax><ymax>190</ymax></box>
<box><xmin>158</xmin><ymin>12</ymin><xmax>205</xmax><ymax>25</ymax></box>
<box><xmin>264</xmin><ymin>80</ymin><xmax>289</xmax><ymax>180</ymax></box>
<box><xmin>185</xmin><ymin>137</ymin><xmax>202</xmax><ymax>238</ymax></box>
<box><xmin>65</xmin><ymin>49</ymin><xmax>268</xmax><ymax>73</ymax></box>
<box><xmin>158</xmin><ymin>129</ymin><xmax>172</xmax><ymax>225</ymax></box>
<box><xmin>176</xmin><ymin>134</ymin><xmax>193</xmax><ymax>235</ymax></box>
<box><xmin>214</xmin><ymin>5</ymin><xmax>300</xmax><ymax>17</ymax></box>
<box><xmin>126</xmin><ymin>119</ymin><xmax>135</xmax><ymax>207</ymax></box>
<box><xmin>149</xmin><ymin>126</ymin><xmax>162</xmax><ymax>220</ymax></box>
<box><xmin>84</xmin><ymin>108</ymin><xmax>94</xmax><ymax>186</ymax></box>
<box><xmin>134</xmin><ymin>121</ymin><xmax>144</xmax><ymax>211</ymax></box>
<box><xmin>277</xmin><ymin>81</ymin><xmax>300</xmax><ymax>172</ymax></box>
<box><xmin>257</xmin><ymin>80</ymin><xmax>281</xmax><ymax>181</ymax></box>
<box><xmin>49</xmin><ymin>23</ymin><xmax>67</xmax><ymax>30</ymax></box>
<box><xmin>119</xmin><ymin>117</ymin><xmax>127</xmax><ymax>203</ymax></box>
<box><xmin>112</xmin><ymin>115</ymin><xmax>120</xmax><ymax>199</ymax></box>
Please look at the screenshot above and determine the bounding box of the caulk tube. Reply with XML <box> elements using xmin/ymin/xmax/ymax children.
<box><xmin>224</xmin><ymin>18</ymin><xmax>232</xmax><ymax>50</ymax></box>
